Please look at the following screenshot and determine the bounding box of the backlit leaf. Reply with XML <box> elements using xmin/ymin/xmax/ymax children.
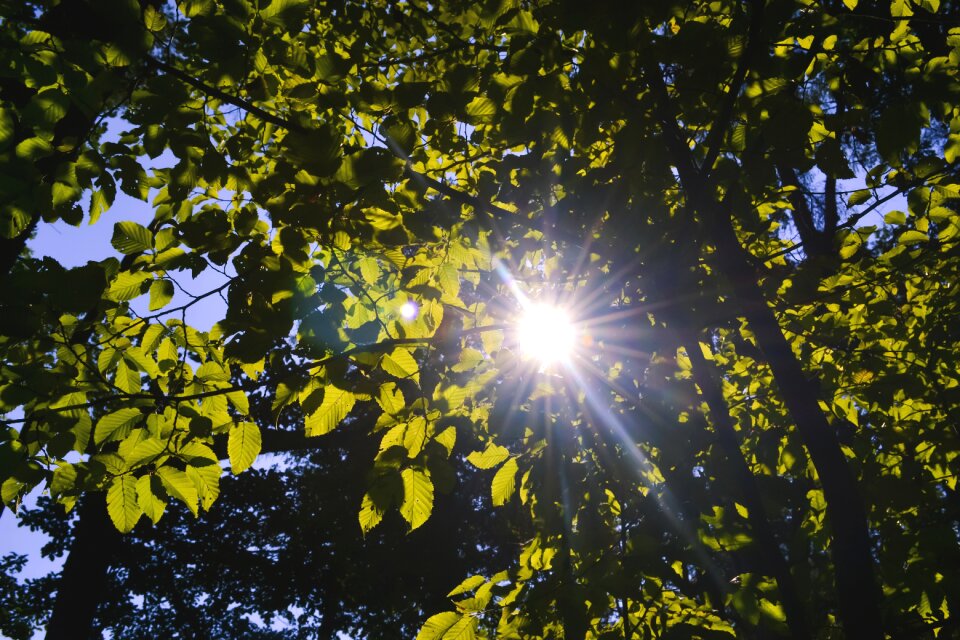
<box><xmin>381</xmin><ymin>348</ymin><xmax>420</xmax><ymax>383</ymax></box>
<box><xmin>157</xmin><ymin>467</ymin><xmax>199</xmax><ymax>516</ymax></box>
<box><xmin>95</xmin><ymin>408</ymin><xmax>143</xmax><ymax>445</ymax></box>
<box><xmin>491</xmin><ymin>457</ymin><xmax>518</xmax><ymax>506</ymax></box>
<box><xmin>106</xmin><ymin>475</ymin><xmax>142</xmax><ymax>533</ymax></box>
<box><xmin>304</xmin><ymin>385</ymin><xmax>355</xmax><ymax>436</ymax></box>
<box><xmin>467</xmin><ymin>443</ymin><xmax>509</xmax><ymax>469</ymax></box>
<box><xmin>400</xmin><ymin>467</ymin><xmax>433</xmax><ymax>530</ymax></box>
<box><xmin>111</xmin><ymin>221</ymin><xmax>153</xmax><ymax>254</ymax></box>
<box><xmin>228</xmin><ymin>421</ymin><xmax>261</xmax><ymax>474</ymax></box>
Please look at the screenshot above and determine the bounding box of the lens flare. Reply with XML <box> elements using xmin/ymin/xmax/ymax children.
<box><xmin>400</xmin><ymin>301</ymin><xmax>419</xmax><ymax>320</ymax></box>
<box><xmin>517</xmin><ymin>304</ymin><xmax>575</xmax><ymax>366</ymax></box>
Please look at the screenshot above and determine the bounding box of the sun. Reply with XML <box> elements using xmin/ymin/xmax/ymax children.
<box><xmin>517</xmin><ymin>303</ymin><xmax>576</xmax><ymax>366</ymax></box>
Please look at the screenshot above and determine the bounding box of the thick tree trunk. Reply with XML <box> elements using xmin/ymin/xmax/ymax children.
<box><xmin>706</xmin><ymin>213</ymin><xmax>883</xmax><ymax>640</ymax></box>
<box><xmin>644</xmin><ymin>61</ymin><xmax>882</xmax><ymax>638</ymax></box>
<box><xmin>684</xmin><ymin>337</ymin><xmax>810</xmax><ymax>640</ymax></box>
<box><xmin>45</xmin><ymin>497</ymin><xmax>120</xmax><ymax>640</ymax></box>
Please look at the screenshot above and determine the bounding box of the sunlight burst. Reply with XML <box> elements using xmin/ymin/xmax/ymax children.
<box><xmin>517</xmin><ymin>304</ymin><xmax>576</xmax><ymax>366</ymax></box>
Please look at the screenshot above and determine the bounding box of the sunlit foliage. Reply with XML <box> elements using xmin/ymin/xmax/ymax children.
<box><xmin>1</xmin><ymin>0</ymin><xmax>960</xmax><ymax>637</ymax></box>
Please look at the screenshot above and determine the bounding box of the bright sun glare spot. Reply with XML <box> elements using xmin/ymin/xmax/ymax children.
<box><xmin>518</xmin><ymin>304</ymin><xmax>576</xmax><ymax>366</ymax></box>
<box><xmin>400</xmin><ymin>301</ymin><xmax>419</xmax><ymax>320</ymax></box>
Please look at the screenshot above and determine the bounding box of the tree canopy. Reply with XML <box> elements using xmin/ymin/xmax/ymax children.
<box><xmin>2</xmin><ymin>0</ymin><xmax>960</xmax><ymax>638</ymax></box>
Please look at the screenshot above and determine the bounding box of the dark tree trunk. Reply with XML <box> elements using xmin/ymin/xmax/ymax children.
<box><xmin>684</xmin><ymin>337</ymin><xmax>810</xmax><ymax>640</ymax></box>
<box><xmin>642</xmin><ymin>61</ymin><xmax>882</xmax><ymax>639</ymax></box>
<box><xmin>45</xmin><ymin>497</ymin><xmax>120</xmax><ymax>640</ymax></box>
<box><xmin>706</xmin><ymin>213</ymin><xmax>883</xmax><ymax>640</ymax></box>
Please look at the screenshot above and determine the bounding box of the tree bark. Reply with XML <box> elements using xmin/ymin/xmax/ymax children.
<box><xmin>684</xmin><ymin>336</ymin><xmax>810</xmax><ymax>640</ymax></box>
<box><xmin>643</xmin><ymin>60</ymin><xmax>882</xmax><ymax>640</ymax></box>
<box><xmin>706</xmin><ymin>212</ymin><xmax>882</xmax><ymax>639</ymax></box>
<box><xmin>45</xmin><ymin>497</ymin><xmax>121</xmax><ymax>640</ymax></box>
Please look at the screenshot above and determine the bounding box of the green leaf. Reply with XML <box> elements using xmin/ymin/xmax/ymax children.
<box><xmin>380</xmin><ymin>348</ymin><xmax>420</xmax><ymax>383</ymax></box>
<box><xmin>376</xmin><ymin>382</ymin><xmax>405</xmax><ymax>415</ymax></box>
<box><xmin>123</xmin><ymin>346</ymin><xmax>159</xmax><ymax>379</ymax></box>
<box><xmin>304</xmin><ymin>385</ymin><xmax>355</xmax><ymax>436</ymax></box>
<box><xmin>106</xmin><ymin>475</ymin><xmax>142</xmax><ymax>533</ymax></box>
<box><xmin>136</xmin><ymin>475</ymin><xmax>166</xmax><ymax>524</ymax></box>
<box><xmin>15</xmin><ymin>137</ymin><xmax>52</xmax><ymax>161</ymax></box>
<box><xmin>884</xmin><ymin>210</ymin><xmax>907</xmax><ymax>225</ymax></box>
<box><xmin>186</xmin><ymin>460</ymin><xmax>220</xmax><ymax>510</ymax></box>
<box><xmin>149</xmin><ymin>279</ymin><xmax>175</xmax><ymax>311</ymax></box>
<box><xmin>359</xmin><ymin>491</ymin><xmax>385</xmax><ymax>534</ymax></box>
<box><xmin>416</xmin><ymin>612</ymin><xmax>476</xmax><ymax>640</ymax></box>
<box><xmin>491</xmin><ymin>457</ymin><xmax>518</xmax><ymax>506</ymax></box>
<box><xmin>847</xmin><ymin>189</ymin><xmax>872</xmax><ymax>207</ymax></box>
<box><xmin>111</xmin><ymin>221</ymin><xmax>154</xmax><ymax>254</ymax></box>
<box><xmin>143</xmin><ymin>4</ymin><xmax>167</xmax><ymax>30</ymax></box>
<box><xmin>228</xmin><ymin>421</ymin><xmax>261</xmax><ymax>474</ymax></box>
<box><xmin>157</xmin><ymin>466</ymin><xmax>199</xmax><ymax>516</ymax></box>
<box><xmin>466</xmin><ymin>443</ymin><xmax>509</xmax><ymax>469</ymax></box>
<box><xmin>400</xmin><ymin>467</ymin><xmax>434</xmax><ymax>530</ymax></box>
<box><xmin>417</xmin><ymin>612</ymin><xmax>460</xmax><ymax>640</ymax></box>
<box><xmin>89</xmin><ymin>188</ymin><xmax>112</xmax><ymax>224</ymax></box>
<box><xmin>261</xmin><ymin>0</ymin><xmax>309</xmax><ymax>27</ymax></box>
<box><xmin>447</xmin><ymin>575</ymin><xmax>486</xmax><ymax>597</ymax></box>
<box><xmin>179</xmin><ymin>0</ymin><xmax>213</xmax><ymax>17</ymax></box>
<box><xmin>898</xmin><ymin>230</ymin><xmax>928</xmax><ymax>245</ymax></box>
<box><xmin>108</xmin><ymin>271</ymin><xmax>151</xmax><ymax>301</ymax></box>
<box><xmin>95</xmin><ymin>408</ymin><xmax>143</xmax><ymax>444</ymax></box>
<box><xmin>227</xmin><ymin>390</ymin><xmax>250</xmax><ymax>415</ymax></box>
<box><xmin>0</xmin><ymin>107</ymin><xmax>14</xmax><ymax>150</ymax></box>
<box><xmin>364</xmin><ymin>207</ymin><xmax>402</xmax><ymax>230</ymax></box>
<box><xmin>380</xmin><ymin>417</ymin><xmax>427</xmax><ymax>458</ymax></box>
<box><xmin>358</xmin><ymin>256</ymin><xmax>381</xmax><ymax>284</ymax></box>
<box><xmin>50</xmin><ymin>463</ymin><xmax>78</xmax><ymax>496</ymax></box>
<box><xmin>118</xmin><ymin>429</ymin><xmax>165</xmax><ymax>467</ymax></box>
<box><xmin>434</xmin><ymin>426</ymin><xmax>457</xmax><ymax>456</ymax></box>
<box><xmin>759</xmin><ymin>598</ymin><xmax>787</xmax><ymax>623</ymax></box>
<box><xmin>114</xmin><ymin>359</ymin><xmax>141</xmax><ymax>394</ymax></box>
<box><xmin>465</xmin><ymin>96</ymin><xmax>497</xmax><ymax>124</ymax></box>
<box><xmin>945</xmin><ymin>133</ymin><xmax>960</xmax><ymax>164</ymax></box>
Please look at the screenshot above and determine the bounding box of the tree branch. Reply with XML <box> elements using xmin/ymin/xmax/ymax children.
<box><xmin>642</xmin><ymin>57</ymin><xmax>883</xmax><ymax>640</ymax></box>
<box><xmin>0</xmin><ymin>324</ymin><xmax>510</xmax><ymax>425</ymax></box>
<box><xmin>776</xmin><ymin>163</ymin><xmax>828</xmax><ymax>257</ymax></box>
<box><xmin>700</xmin><ymin>0</ymin><xmax>764</xmax><ymax>176</ymax></box>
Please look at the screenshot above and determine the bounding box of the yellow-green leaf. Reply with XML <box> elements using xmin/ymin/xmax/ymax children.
<box><xmin>108</xmin><ymin>271</ymin><xmax>151</xmax><ymax>301</ymax></box>
<box><xmin>95</xmin><ymin>408</ymin><xmax>143</xmax><ymax>444</ymax></box>
<box><xmin>359</xmin><ymin>491</ymin><xmax>384</xmax><ymax>534</ymax></box>
<box><xmin>304</xmin><ymin>385</ymin><xmax>355</xmax><ymax>436</ymax></box>
<box><xmin>186</xmin><ymin>461</ymin><xmax>220</xmax><ymax>510</ymax></box>
<box><xmin>376</xmin><ymin>382</ymin><xmax>405</xmax><ymax>415</ymax></box>
<box><xmin>381</xmin><ymin>348</ymin><xmax>420</xmax><ymax>383</ymax></box>
<box><xmin>123</xmin><ymin>346</ymin><xmax>159</xmax><ymax>379</ymax></box>
<box><xmin>434</xmin><ymin>426</ymin><xmax>457</xmax><ymax>456</ymax></box>
<box><xmin>491</xmin><ymin>457</ymin><xmax>518</xmax><ymax>506</ymax></box>
<box><xmin>106</xmin><ymin>475</ymin><xmax>142</xmax><ymax>533</ymax></box>
<box><xmin>400</xmin><ymin>467</ymin><xmax>433</xmax><ymax>530</ymax></box>
<box><xmin>465</xmin><ymin>96</ymin><xmax>496</xmax><ymax>124</ymax></box>
<box><xmin>447</xmin><ymin>575</ymin><xmax>486</xmax><ymax>597</ymax></box>
<box><xmin>416</xmin><ymin>611</ymin><xmax>477</xmax><ymax>640</ymax></box>
<box><xmin>466</xmin><ymin>443</ymin><xmax>509</xmax><ymax>469</ymax></box>
<box><xmin>157</xmin><ymin>466</ymin><xmax>199</xmax><ymax>516</ymax></box>
<box><xmin>149</xmin><ymin>279</ymin><xmax>175</xmax><ymax>311</ymax></box>
<box><xmin>228</xmin><ymin>421</ymin><xmax>261</xmax><ymax>474</ymax></box>
<box><xmin>899</xmin><ymin>229</ymin><xmax>928</xmax><ymax>245</ymax></box>
<box><xmin>111</xmin><ymin>221</ymin><xmax>153</xmax><ymax>254</ymax></box>
<box><xmin>136</xmin><ymin>475</ymin><xmax>166</xmax><ymax>524</ymax></box>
